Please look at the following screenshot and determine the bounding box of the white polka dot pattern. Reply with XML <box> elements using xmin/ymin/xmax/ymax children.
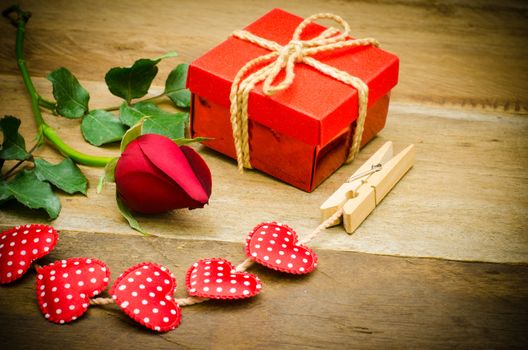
<box><xmin>109</xmin><ymin>262</ymin><xmax>181</xmax><ymax>332</ymax></box>
<box><xmin>0</xmin><ymin>224</ymin><xmax>58</xmax><ymax>284</ymax></box>
<box><xmin>36</xmin><ymin>257</ymin><xmax>110</xmax><ymax>324</ymax></box>
<box><xmin>245</xmin><ymin>222</ymin><xmax>318</xmax><ymax>274</ymax></box>
<box><xmin>185</xmin><ymin>258</ymin><xmax>262</xmax><ymax>300</ymax></box>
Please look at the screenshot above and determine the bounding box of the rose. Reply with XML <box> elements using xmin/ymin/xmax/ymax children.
<box><xmin>115</xmin><ymin>134</ymin><xmax>212</xmax><ymax>214</ymax></box>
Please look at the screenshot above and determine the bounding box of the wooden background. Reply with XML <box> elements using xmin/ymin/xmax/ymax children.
<box><xmin>0</xmin><ymin>0</ymin><xmax>527</xmax><ymax>349</ymax></box>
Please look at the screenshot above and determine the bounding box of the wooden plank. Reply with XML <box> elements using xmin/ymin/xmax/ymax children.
<box><xmin>0</xmin><ymin>75</ymin><xmax>526</xmax><ymax>263</ymax></box>
<box><xmin>0</xmin><ymin>2</ymin><xmax>527</xmax><ymax>348</ymax></box>
<box><xmin>0</xmin><ymin>0</ymin><xmax>527</xmax><ymax>114</ymax></box>
<box><xmin>0</xmin><ymin>232</ymin><xmax>527</xmax><ymax>349</ymax></box>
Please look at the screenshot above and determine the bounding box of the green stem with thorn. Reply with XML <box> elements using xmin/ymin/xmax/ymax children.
<box><xmin>6</xmin><ymin>5</ymin><xmax>113</xmax><ymax>167</ymax></box>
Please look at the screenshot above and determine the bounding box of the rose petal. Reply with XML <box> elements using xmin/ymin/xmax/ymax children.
<box><xmin>116</xmin><ymin>170</ymin><xmax>198</xmax><ymax>213</ymax></box>
<box><xmin>180</xmin><ymin>146</ymin><xmax>212</xmax><ymax>199</ymax></box>
<box><xmin>138</xmin><ymin>135</ymin><xmax>209</xmax><ymax>205</ymax></box>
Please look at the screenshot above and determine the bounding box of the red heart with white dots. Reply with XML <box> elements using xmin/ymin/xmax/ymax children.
<box><xmin>0</xmin><ymin>224</ymin><xmax>58</xmax><ymax>284</ymax></box>
<box><xmin>245</xmin><ymin>222</ymin><xmax>318</xmax><ymax>274</ymax></box>
<box><xmin>36</xmin><ymin>257</ymin><xmax>110</xmax><ymax>324</ymax></box>
<box><xmin>186</xmin><ymin>258</ymin><xmax>262</xmax><ymax>299</ymax></box>
<box><xmin>109</xmin><ymin>262</ymin><xmax>181</xmax><ymax>332</ymax></box>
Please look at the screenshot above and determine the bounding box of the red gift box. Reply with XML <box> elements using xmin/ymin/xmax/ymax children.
<box><xmin>187</xmin><ymin>9</ymin><xmax>399</xmax><ymax>192</ymax></box>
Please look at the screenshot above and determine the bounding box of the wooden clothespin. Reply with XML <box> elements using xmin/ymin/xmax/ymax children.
<box><xmin>320</xmin><ymin>141</ymin><xmax>416</xmax><ymax>234</ymax></box>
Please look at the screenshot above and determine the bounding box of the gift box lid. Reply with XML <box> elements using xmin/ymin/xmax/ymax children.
<box><xmin>188</xmin><ymin>8</ymin><xmax>399</xmax><ymax>147</ymax></box>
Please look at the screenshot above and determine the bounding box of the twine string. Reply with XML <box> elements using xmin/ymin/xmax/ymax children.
<box><xmin>79</xmin><ymin>210</ymin><xmax>343</xmax><ymax>308</ymax></box>
<box><xmin>89</xmin><ymin>297</ymin><xmax>115</xmax><ymax>306</ymax></box>
<box><xmin>229</xmin><ymin>12</ymin><xmax>379</xmax><ymax>171</ymax></box>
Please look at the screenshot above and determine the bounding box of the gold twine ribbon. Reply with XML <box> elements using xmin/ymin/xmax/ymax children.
<box><xmin>229</xmin><ymin>12</ymin><xmax>380</xmax><ymax>171</ymax></box>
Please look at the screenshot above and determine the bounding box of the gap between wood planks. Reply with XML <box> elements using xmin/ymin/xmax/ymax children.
<box><xmin>390</xmin><ymin>101</ymin><xmax>528</xmax><ymax>121</ymax></box>
<box><xmin>0</xmin><ymin>226</ymin><xmax>524</xmax><ymax>268</ymax></box>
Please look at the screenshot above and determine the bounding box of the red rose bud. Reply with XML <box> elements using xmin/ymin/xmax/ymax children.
<box><xmin>115</xmin><ymin>134</ymin><xmax>212</xmax><ymax>214</ymax></box>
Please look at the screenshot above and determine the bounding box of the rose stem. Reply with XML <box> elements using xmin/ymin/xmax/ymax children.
<box><xmin>6</xmin><ymin>5</ymin><xmax>113</xmax><ymax>167</ymax></box>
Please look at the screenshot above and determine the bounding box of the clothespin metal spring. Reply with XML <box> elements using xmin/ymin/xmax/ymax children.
<box><xmin>346</xmin><ymin>163</ymin><xmax>382</xmax><ymax>183</ymax></box>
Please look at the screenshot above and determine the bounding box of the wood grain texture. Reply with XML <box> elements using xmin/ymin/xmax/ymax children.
<box><xmin>0</xmin><ymin>1</ymin><xmax>527</xmax><ymax>348</ymax></box>
<box><xmin>1</xmin><ymin>232</ymin><xmax>527</xmax><ymax>350</ymax></box>
<box><xmin>0</xmin><ymin>0</ymin><xmax>527</xmax><ymax>114</ymax></box>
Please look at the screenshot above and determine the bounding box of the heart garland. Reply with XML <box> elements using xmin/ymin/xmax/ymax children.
<box><xmin>1</xmin><ymin>219</ymin><xmax>322</xmax><ymax>333</ymax></box>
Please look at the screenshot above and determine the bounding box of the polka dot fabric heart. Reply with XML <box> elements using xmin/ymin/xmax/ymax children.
<box><xmin>109</xmin><ymin>262</ymin><xmax>181</xmax><ymax>332</ymax></box>
<box><xmin>245</xmin><ymin>222</ymin><xmax>318</xmax><ymax>274</ymax></box>
<box><xmin>186</xmin><ymin>258</ymin><xmax>262</xmax><ymax>299</ymax></box>
<box><xmin>36</xmin><ymin>257</ymin><xmax>110</xmax><ymax>324</ymax></box>
<box><xmin>0</xmin><ymin>224</ymin><xmax>58</xmax><ymax>284</ymax></box>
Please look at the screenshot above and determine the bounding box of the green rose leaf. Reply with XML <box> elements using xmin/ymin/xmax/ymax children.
<box><xmin>120</xmin><ymin>102</ymin><xmax>188</xmax><ymax>139</ymax></box>
<box><xmin>168</xmin><ymin>90</ymin><xmax>191</xmax><ymax>109</ymax></box>
<box><xmin>116</xmin><ymin>193</ymin><xmax>147</xmax><ymax>235</ymax></box>
<box><xmin>0</xmin><ymin>181</ymin><xmax>13</xmax><ymax>204</ymax></box>
<box><xmin>105</xmin><ymin>58</ymin><xmax>159</xmax><ymax>102</ymax></box>
<box><xmin>120</xmin><ymin>101</ymin><xmax>189</xmax><ymax>127</ymax></box>
<box><xmin>142</xmin><ymin>114</ymin><xmax>186</xmax><ymax>139</ymax></box>
<box><xmin>104</xmin><ymin>53</ymin><xmax>173</xmax><ymax>104</ymax></box>
<box><xmin>134</xmin><ymin>101</ymin><xmax>185</xmax><ymax>119</ymax></box>
<box><xmin>5</xmin><ymin>169</ymin><xmax>61</xmax><ymax>219</ymax></box>
<box><xmin>105</xmin><ymin>52</ymin><xmax>178</xmax><ymax>103</ymax></box>
<box><xmin>34</xmin><ymin>157</ymin><xmax>88</xmax><ymax>195</ymax></box>
<box><xmin>97</xmin><ymin>157</ymin><xmax>119</xmax><ymax>193</ymax></box>
<box><xmin>0</xmin><ymin>115</ymin><xmax>29</xmax><ymax>160</ymax></box>
<box><xmin>47</xmin><ymin>67</ymin><xmax>90</xmax><ymax>118</ymax></box>
<box><xmin>119</xmin><ymin>102</ymin><xmax>145</xmax><ymax>127</ymax></box>
<box><xmin>81</xmin><ymin>110</ymin><xmax>127</xmax><ymax>146</ymax></box>
<box><xmin>165</xmin><ymin>63</ymin><xmax>191</xmax><ymax>108</ymax></box>
<box><xmin>135</xmin><ymin>102</ymin><xmax>188</xmax><ymax>139</ymax></box>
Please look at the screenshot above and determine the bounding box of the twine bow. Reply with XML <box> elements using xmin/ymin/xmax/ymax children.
<box><xmin>229</xmin><ymin>13</ymin><xmax>380</xmax><ymax>171</ymax></box>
